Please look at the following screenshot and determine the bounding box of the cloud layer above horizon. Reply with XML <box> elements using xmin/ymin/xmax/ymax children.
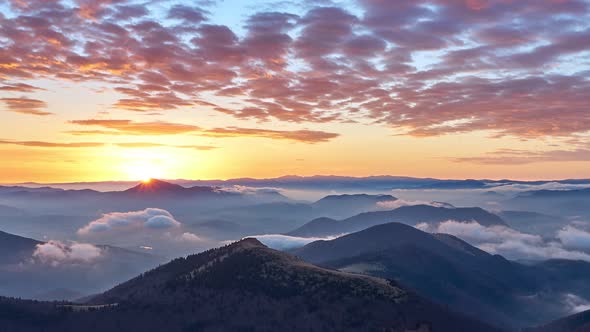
<box><xmin>1</xmin><ymin>0</ymin><xmax>589</xmax><ymax>182</ymax></box>
<box><xmin>1</xmin><ymin>0</ymin><xmax>589</xmax><ymax>137</ymax></box>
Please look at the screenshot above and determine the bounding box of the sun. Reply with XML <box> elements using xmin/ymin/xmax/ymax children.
<box><xmin>121</xmin><ymin>157</ymin><xmax>165</xmax><ymax>182</ymax></box>
<box><xmin>114</xmin><ymin>148</ymin><xmax>184</xmax><ymax>182</ymax></box>
<box><xmin>133</xmin><ymin>164</ymin><xmax>162</xmax><ymax>182</ymax></box>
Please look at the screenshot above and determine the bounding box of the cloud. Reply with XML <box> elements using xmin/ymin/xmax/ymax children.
<box><xmin>68</xmin><ymin>119</ymin><xmax>339</xmax><ymax>143</ymax></box>
<box><xmin>251</xmin><ymin>234</ymin><xmax>341</xmax><ymax>250</ymax></box>
<box><xmin>0</xmin><ymin>139</ymin><xmax>104</xmax><ymax>148</ymax></box>
<box><xmin>114</xmin><ymin>142</ymin><xmax>217</xmax><ymax>150</ymax></box>
<box><xmin>417</xmin><ymin>221</ymin><xmax>590</xmax><ymax>262</ymax></box>
<box><xmin>0</xmin><ymin>139</ymin><xmax>217</xmax><ymax>151</ymax></box>
<box><xmin>562</xmin><ymin>293</ymin><xmax>590</xmax><ymax>314</ymax></box>
<box><xmin>487</xmin><ymin>182</ymin><xmax>590</xmax><ymax>193</ymax></box>
<box><xmin>201</xmin><ymin>127</ymin><xmax>339</xmax><ymax>143</ymax></box>
<box><xmin>452</xmin><ymin>148</ymin><xmax>590</xmax><ymax>165</ymax></box>
<box><xmin>78</xmin><ymin>208</ymin><xmax>180</xmax><ymax>234</ymax></box>
<box><xmin>0</xmin><ymin>1</ymin><xmax>589</xmax><ymax>138</ymax></box>
<box><xmin>69</xmin><ymin>119</ymin><xmax>201</xmax><ymax>135</ymax></box>
<box><xmin>376</xmin><ymin>199</ymin><xmax>454</xmax><ymax>210</ymax></box>
<box><xmin>0</xmin><ymin>83</ymin><xmax>44</xmax><ymax>92</ymax></box>
<box><xmin>221</xmin><ymin>185</ymin><xmax>283</xmax><ymax>196</ymax></box>
<box><xmin>32</xmin><ymin>241</ymin><xmax>103</xmax><ymax>266</ymax></box>
<box><xmin>1</xmin><ymin>97</ymin><xmax>51</xmax><ymax>116</ymax></box>
<box><xmin>167</xmin><ymin>4</ymin><xmax>207</xmax><ymax>23</ymax></box>
<box><xmin>178</xmin><ymin>232</ymin><xmax>202</xmax><ymax>243</ymax></box>
<box><xmin>557</xmin><ymin>224</ymin><xmax>590</xmax><ymax>250</ymax></box>
<box><xmin>77</xmin><ymin>208</ymin><xmax>206</xmax><ymax>257</ymax></box>
<box><xmin>0</xmin><ymin>139</ymin><xmax>216</xmax><ymax>151</ymax></box>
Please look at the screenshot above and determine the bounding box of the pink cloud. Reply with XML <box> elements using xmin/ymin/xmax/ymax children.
<box><xmin>0</xmin><ymin>0</ymin><xmax>588</xmax><ymax>140</ymax></box>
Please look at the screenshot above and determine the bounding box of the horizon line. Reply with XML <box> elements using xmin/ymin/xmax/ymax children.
<box><xmin>4</xmin><ymin>174</ymin><xmax>590</xmax><ymax>186</ymax></box>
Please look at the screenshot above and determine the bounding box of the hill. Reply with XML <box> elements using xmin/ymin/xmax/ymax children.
<box><xmin>524</xmin><ymin>309</ymin><xmax>590</xmax><ymax>332</ymax></box>
<box><xmin>0</xmin><ymin>230</ymin><xmax>161</xmax><ymax>300</ymax></box>
<box><xmin>311</xmin><ymin>194</ymin><xmax>396</xmax><ymax>217</ymax></box>
<box><xmin>0</xmin><ymin>230</ymin><xmax>42</xmax><ymax>265</ymax></box>
<box><xmin>0</xmin><ymin>239</ymin><xmax>502</xmax><ymax>332</ymax></box>
<box><xmin>293</xmin><ymin>222</ymin><xmax>590</xmax><ymax>328</ymax></box>
<box><xmin>288</xmin><ymin>204</ymin><xmax>507</xmax><ymax>237</ymax></box>
<box><xmin>506</xmin><ymin>188</ymin><xmax>590</xmax><ymax>217</ymax></box>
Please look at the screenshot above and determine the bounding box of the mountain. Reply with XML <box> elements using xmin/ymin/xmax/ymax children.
<box><xmin>421</xmin><ymin>179</ymin><xmax>489</xmax><ymax>189</ymax></box>
<box><xmin>293</xmin><ymin>222</ymin><xmax>590</xmax><ymax>328</ymax></box>
<box><xmin>525</xmin><ymin>309</ymin><xmax>590</xmax><ymax>332</ymax></box>
<box><xmin>163</xmin><ymin>176</ymin><xmax>590</xmax><ymax>191</ymax></box>
<box><xmin>0</xmin><ymin>204</ymin><xmax>24</xmax><ymax>217</ymax></box>
<box><xmin>123</xmin><ymin>179</ymin><xmax>221</xmax><ymax>196</ymax></box>
<box><xmin>0</xmin><ymin>238</ymin><xmax>504</xmax><ymax>332</ymax></box>
<box><xmin>288</xmin><ymin>204</ymin><xmax>507</xmax><ymax>237</ymax></box>
<box><xmin>17</xmin><ymin>176</ymin><xmax>590</xmax><ymax>192</ymax></box>
<box><xmin>123</xmin><ymin>179</ymin><xmax>190</xmax><ymax>194</ymax></box>
<box><xmin>519</xmin><ymin>188</ymin><xmax>590</xmax><ymax>199</ymax></box>
<box><xmin>208</xmin><ymin>194</ymin><xmax>401</xmax><ymax>234</ymax></box>
<box><xmin>499</xmin><ymin>210</ymin><xmax>568</xmax><ymax>235</ymax></box>
<box><xmin>0</xmin><ymin>180</ymin><xmax>260</xmax><ymax>216</ymax></box>
<box><xmin>32</xmin><ymin>288</ymin><xmax>85</xmax><ymax>302</ymax></box>
<box><xmin>507</xmin><ymin>188</ymin><xmax>590</xmax><ymax>217</ymax></box>
<box><xmin>187</xmin><ymin>219</ymin><xmax>247</xmax><ymax>240</ymax></box>
<box><xmin>0</xmin><ymin>230</ymin><xmax>162</xmax><ymax>300</ymax></box>
<box><xmin>311</xmin><ymin>194</ymin><xmax>396</xmax><ymax>217</ymax></box>
<box><xmin>0</xmin><ymin>230</ymin><xmax>42</xmax><ymax>265</ymax></box>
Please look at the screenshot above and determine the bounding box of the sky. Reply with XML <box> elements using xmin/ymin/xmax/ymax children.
<box><xmin>0</xmin><ymin>0</ymin><xmax>589</xmax><ymax>182</ymax></box>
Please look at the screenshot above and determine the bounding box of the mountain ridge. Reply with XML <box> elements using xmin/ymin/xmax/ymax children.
<box><xmin>293</xmin><ymin>222</ymin><xmax>590</xmax><ymax>328</ymax></box>
<box><xmin>288</xmin><ymin>204</ymin><xmax>507</xmax><ymax>237</ymax></box>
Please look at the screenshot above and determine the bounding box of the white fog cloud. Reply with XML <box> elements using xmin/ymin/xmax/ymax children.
<box><xmin>78</xmin><ymin>208</ymin><xmax>180</xmax><ymax>235</ymax></box>
<box><xmin>250</xmin><ymin>234</ymin><xmax>342</xmax><ymax>250</ymax></box>
<box><xmin>33</xmin><ymin>241</ymin><xmax>103</xmax><ymax>266</ymax></box>
<box><xmin>77</xmin><ymin>208</ymin><xmax>205</xmax><ymax>256</ymax></box>
<box><xmin>377</xmin><ymin>199</ymin><xmax>454</xmax><ymax>210</ymax></box>
<box><xmin>177</xmin><ymin>232</ymin><xmax>202</xmax><ymax>243</ymax></box>
<box><xmin>563</xmin><ymin>293</ymin><xmax>590</xmax><ymax>314</ymax></box>
<box><xmin>417</xmin><ymin>221</ymin><xmax>590</xmax><ymax>262</ymax></box>
<box><xmin>557</xmin><ymin>224</ymin><xmax>590</xmax><ymax>250</ymax></box>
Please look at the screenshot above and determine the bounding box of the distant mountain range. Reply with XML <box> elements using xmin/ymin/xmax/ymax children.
<box><xmin>288</xmin><ymin>204</ymin><xmax>507</xmax><ymax>237</ymax></box>
<box><xmin>0</xmin><ymin>179</ymin><xmax>287</xmax><ymax>217</ymax></box>
<box><xmin>12</xmin><ymin>175</ymin><xmax>590</xmax><ymax>191</ymax></box>
<box><xmin>293</xmin><ymin>222</ymin><xmax>590</xmax><ymax>328</ymax></box>
<box><xmin>507</xmin><ymin>188</ymin><xmax>590</xmax><ymax>217</ymax></box>
<box><xmin>0</xmin><ymin>182</ymin><xmax>412</xmax><ymax>238</ymax></box>
<box><xmin>123</xmin><ymin>179</ymin><xmax>218</xmax><ymax>195</ymax></box>
<box><xmin>311</xmin><ymin>193</ymin><xmax>396</xmax><ymax>217</ymax></box>
<box><xmin>0</xmin><ymin>238</ymin><xmax>502</xmax><ymax>332</ymax></box>
<box><xmin>499</xmin><ymin>210</ymin><xmax>569</xmax><ymax>235</ymax></box>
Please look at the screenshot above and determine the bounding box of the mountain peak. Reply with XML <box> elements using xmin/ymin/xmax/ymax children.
<box><xmin>231</xmin><ymin>237</ymin><xmax>266</xmax><ymax>249</ymax></box>
<box><xmin>124</xmin><ymin>179</ymin><xmax>187</xmax><ymax>194</ymax></box>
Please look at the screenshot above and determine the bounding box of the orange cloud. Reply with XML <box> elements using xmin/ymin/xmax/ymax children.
<box><xmin>1</xmin><ymin>97</ymin><xmax>52</xmax><ymax>116</ymax></box>
<box><xmin>68</xmin><ymin>119</ymin><xmax>339</xmax><ymax>143</ymax></box>
<box><xmin>202</xmin><ymin>127</ymin><xmax>339</xmax><ymax>143</ymax></box>
<box><xmin>0</xmin><ymin>139</ymin><xmax>217</xmax><ymax>150</ymax></box>
<box><xmin>0</xmin><ymin>83</ymin><xmax>44</xmax><ymax>92</ymax></box>
<box><xmin>69</xmin><ymin>119</ymin><xmax>201</xmax><ymax>135</ymax></box>
<box><xmin>115</xmin><ymin>142</ymin><xmax>217</xmax><ymax>150</ymax></box>
<box><xmin>0</xmin><ymin>139</ymin><xmax>103</xmax><ymax>148</ymax></box>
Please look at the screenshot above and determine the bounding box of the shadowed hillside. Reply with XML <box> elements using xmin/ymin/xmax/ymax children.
<box><xmin>524</xmin><ymin>309</ymin><xmax>590</xmax><ymax>332</ymax></box>
<box><xmin>294</xmin><ymin>222</ymin><xmax>590</xmax><ymax>328</ymax></box>
<box><xmin>0</xmin><ymin>239</ymin><xmax>502</xmax><ymax>332</ymax></box>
